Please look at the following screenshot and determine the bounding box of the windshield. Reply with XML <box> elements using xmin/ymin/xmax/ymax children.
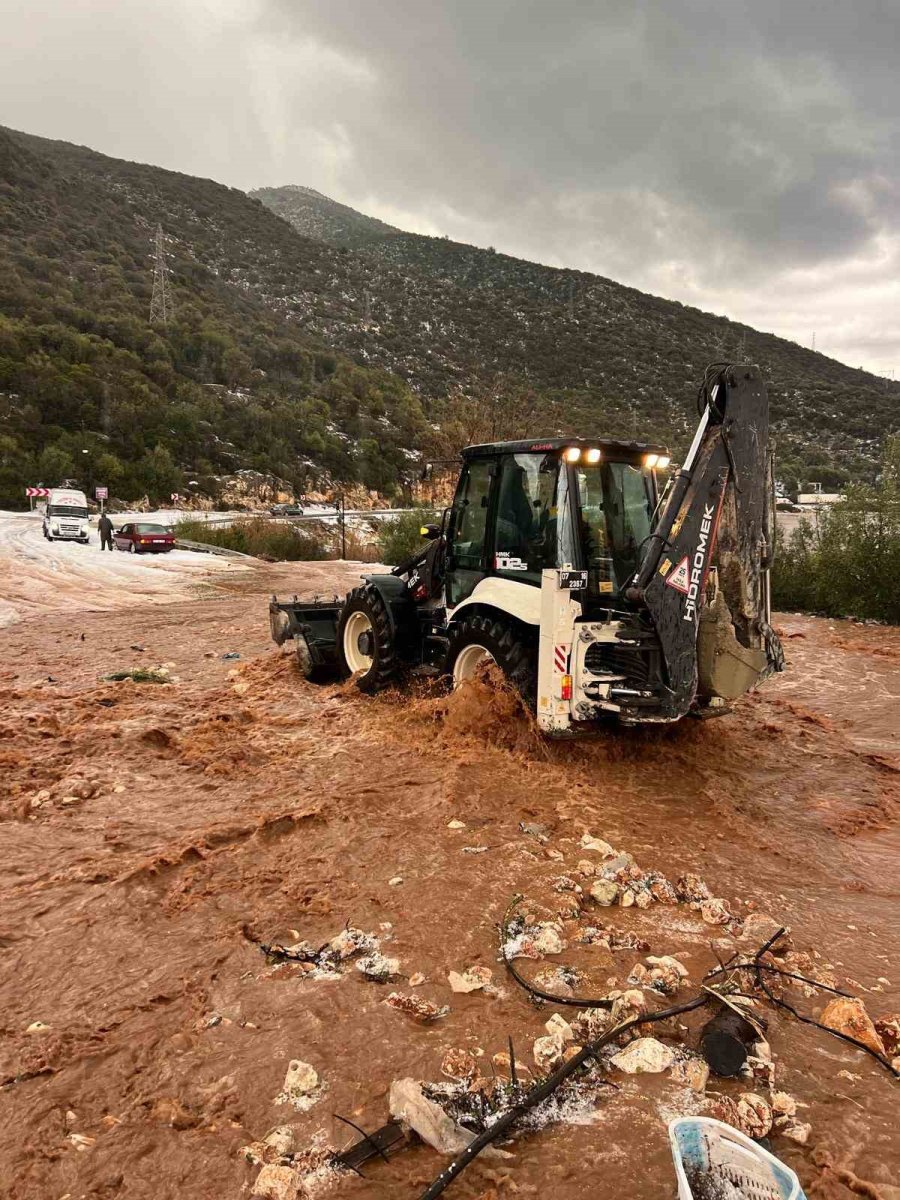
<box><xmin>49</xmin><ymin>505</ymin><xmax>88</xmax><ymax>518</ymax></box>
<box><xmin>135</xmin><ymin>524</ymin><xmax>169</xmax><ymax>534</ymax></box>
<box><xmin>573</xmin><ymin>462</ymin><xmax>654</xmax><ymax>594</ymax></box>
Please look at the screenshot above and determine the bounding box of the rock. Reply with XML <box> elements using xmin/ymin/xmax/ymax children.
<box><xmin>263</xmin><ymin>1127</ymin><xmax>295</xmax><ymax>1155</ymax></box>
<box><xmin>700</xmin><ymin>897</ymin><xmax>732</xmax><ymax>925</ymax></box>
<box><xmin>30</xmin><ymin>788</ymin><xmax>51</xmax><ymax>809</ymax></box>
<box><xmin>820</xmin><ymin>996</ymin><xmax>886</xmax><ymax>1056</ymax></box>
<box><xmin>627</xmin><ymin>963</ymin><xmax>652</xmax><ymax>987</ymax></box>
<box><xmin>738</xmin><ymin>912</ymin><xmax>790</xmax><ymax>949</ymax></box>
<box><xmin>448</xmin><ymin>966</ymin><xmax>493</xmax><ymax>993</ymax></box>
<box><xmin>532</xmin><ymin>923</ymin><xmax>566</xmax><ymax>956</ymax></box>
<box><xmin>619</xmin><ymin>888</ymin><xmax>636</xmax><ymax>908</ymax></box>
<box><xmin>780</xmin><ymin>1120</ymin><xmax>812</xmax><ymax>1145</ymax></box>
<box><xmin>447</xmin><ymin>819</ymin><xmax>466</xmax><ymax>829</ymax></box>
<box><xmin>533</xmin><ymin>965</ymin><xmax>581</xmax><ymax>996</ymax></box>
<box><xmin>770</xmin><ymin>1091</ymin><xmax>798</xmax><ymax>1118</ymax></box>
<box><xmin>355</xmin><ymin>952</ymin><xmax>400</xmax><ymax>982</ymax></box>
<box><xmin>552</xmin><ymin>875</ymin><xmax>583</xmax><ymax>894</ymax></box>
<box><xmin>648</xmin><ymin>874</ymin><xmax>679</xmax><ymax>905</ymax></box>
<box><xmin>647</xmin><ymin>955</ymin><xmax>690</xmax><ymax>978</ymax></box>
<box><xmin>671</xmin><ymin>1055</ymin><xmax>710</xmax><ymax>1091</ymax></box>
<box><xmin>251</xmin><ymin>1164</ymin><xmax>302</xmax><ymax>1200</ymax></box>
<box><xmin>441</xmin><ymin>1049</ymin><xmax>478</xmax><ymax>1079</ymax></box>
<box><xmin>25</xmin><ymin>1021</ymin><xmax>50</xmax><ymax>1034</ymax></box>
<box><xmin>279</xmin><ymin>1060</ymin><xmax>318</xmax><ymax>1102</ymax></box>
<box><xmin>634</xmin><ymin>889</ymin><xmax>653</xmax><ymax>909</ymax></box>
<box><xmin>65</xmin><ymin>1109</ymin><xmax>78</xmax><ymax>1128</ymax></box>
<box><xmin>329</xmin><ymin>926</ymin><xmax>377</xmax><ymax>960</ymax></box>
<box><xmin>589</xmin><ymin>880</ymin><xmax>620</xmax><ymax>906</ymax></box>
<box><xmin>736</xmin><ymin>1093</ymin><xmax>774</xmax><ymax>1139</ymax></box>
<box><xmin>676</xmin><ymin>873</ymin><xmax>711</xmax><ymax>903</ymax></box>
<box><xmin>544</xmin><ymin>1013</ymin><xmax>575</xmax><ymax>1042</ymax></box>
<box><xmin>611</xmin><ymin>1037</ymin><xmax>675</xmax><ymax>1074</ymax></box>
<box><xmin>576</xmin><ymin>859</ymin><xmax>597</xmax><ymax>877</ymax></box>
<box><xmin>533</xmin><ymin>1033</ymin><xmax>566</xmax><ymax>1071</ymax></box>
<box><xmin>580</xmin><ymin>834</ymin><xmax>616</xmax><ymax>856</ymax></box>
<box><xmin>570</xmin><ymin>1007</ymin><xmax>611</xmax><ymax>1041</ymax></box>
<box><xmin>491</xmin><ymin>1051</ymin><xmax>531</xmax><ymax>1079</ymax></box>
<box><xmin>875</xmin><ymin>1014</ymin><xmax>900</xmax><ymax>1056</ymax></box>
<box><xmin>408</xmin><ymin>972</ymin><xmax>426</xmax><ymax>987</ymax></box>
<box><xmin>610</xmin><ymin>988</ymin><xmax>647</xmax><ymax>1023</ymax></box>
<box><xmin>388</xmin><ymin>876</ymin><xmax>404</xmax><ymax>886</ymax></box>
<box><xmin>384</xmin><ymin>992</ymin><xmax>449</xmax><ymax>1021</ymax></box>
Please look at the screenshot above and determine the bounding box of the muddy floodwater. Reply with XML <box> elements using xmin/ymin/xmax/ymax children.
<box><xmin>0</xmin><ymin>558</ymin><xmax>898</xmax><ymax>1200</ymax></box>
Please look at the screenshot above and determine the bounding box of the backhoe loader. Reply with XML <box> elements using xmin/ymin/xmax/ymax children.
<box><xmin>269</xmin><ymin>363</ymin><xmax>784</xmax><ymax>731</ymax></box>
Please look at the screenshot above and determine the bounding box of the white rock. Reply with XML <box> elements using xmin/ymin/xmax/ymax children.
<box><xmin>25</xmin><ymin>1021</ymin><xmax>50</xmax><ymax>1034</ymax></box>
<box><xmin>447</xmin><ymin>819</ymin><xmax>466</xmax><ymax>829</ymax></box>
<box><xmin>646</xmin><ymin>955</ymin><xmax>689</xmax><ymax>978</ymax></box>
<box><xmin>544</xmin><ymin>1013</ymin><xmax>574</xmax><ymax>1042</ymax></box>
<box><xmin>448</xmin><ymin>966</ymin><xmax>492</xmax><ymax>993</ymax></box>
<box><xmin>262</xmin><ymin>1127</ymin><xmax>295</xmax><ymax>1155</ymax></box>
<box><xmin>781</xmin><ymin>1119</ymin><xmax>812</xmax><ymax>1145</ymax></box>
<box><xmin>589</xmin><ymin>880</ymin><xmax>619</xmax><ymax>906</ymax></box>
<box><xmin>532</xmin><ymin>924</ymin><xmax>566</xmax><ymax>956</ymax></box>
<box><xmin>66</xmin><ymin>1132</ymin><xmax>95</xmax><ymax>1151</ymax></box>
<box><xmin>356</xmin><ymin>952</ymin><xmax>400</xmax><ymax>981</ymax></box>
<box><xmin>388</xmin><ymin>876</ymin><xmax>403</xmax><ymax>886</ymax></box>
<box><xmin>671</xmin><ymin>1055</ymin><xmax>710</xmax><ymax>1091</ymax></box>
<box><xmin>580</xmin><ymin>834</ymin><xmax>616</xmax><ymax>856</ymax></box>
<box><xmin>276</xmin><ymin>1060</ymin><xmax>319</xmax><ymax>1110</ymax></box>
<box><xmin>611</xmin><ymin>1037</ymin><xmax>675</xmax><ymax>1074</ymax></box>
<box><xmin>252</xmin><ymin>1164</ymin><xmax>302</xmax><ymax>1200</ymax></box>
<box><xmin>533</xmin><ymin>1033</ymin><xmax>566</xmax><ymax>1071</ymax></box>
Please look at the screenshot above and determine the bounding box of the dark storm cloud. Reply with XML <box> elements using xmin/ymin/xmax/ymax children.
<box><xmin>2</xmin><ymin>0</ymin><xmax>898</xmax><ymax>371</ymax></box>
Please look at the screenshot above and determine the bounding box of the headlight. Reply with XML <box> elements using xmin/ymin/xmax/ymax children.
<box><xmin>584</xmin><ymin>447</ymin><xmax>602</xmax><ymax>464</ymax></box>
<box><xmin>644</xmin><ymin>453</ymin><xmax>659</xmax><ymax>468</ymax></box>
<box><xmin>563</xmin><ymin>447</ymin><xmax>581</xmax><ymax>463</ymax></box>
<box><xmin>656</xmin><ymin>455</ymin><xmax>671</xmax><ymax>469</ymax></box>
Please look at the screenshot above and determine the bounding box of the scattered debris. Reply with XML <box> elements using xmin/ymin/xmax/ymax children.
<box><xmin>384</xmin><ymin>992</ymin><xmax>449</xmax><ymax>1022</ymax></box>
<box><xmin>221</xmin><ymin>651</ymin><xmax>241</xmax><ymax>660</ymax></box>
<box><xmin>461</xmin><ymin>845</ymin><xmax>489</xmax><ymax>854</ymax></box>
<box><xmin>389</xmin><ymin>1078</ymin><xmax>489</xmax><ymax>1157</ymax></box>
<box><xmin>441</xmin><ymin>1049</ymin><xmax>478</xmax><ymax>1079</ymax></box>
<box><xmin>356</xmin><ymin>952</ymin><xmax>400</xmax><ymax>982</ymax></box>
<box><xmin>700</xmin><ymin>1005</ymin><xmax>761</xmax><ymax>1077</ymax></box>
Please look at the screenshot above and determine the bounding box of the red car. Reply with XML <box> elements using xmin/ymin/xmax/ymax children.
<box><xmin>114</xmin><ymin>522</ymin><xmax>175</xmax><ymax>554</ymax></box>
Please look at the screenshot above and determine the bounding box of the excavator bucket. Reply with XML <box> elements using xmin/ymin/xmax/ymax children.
<box><xmin>631</xmin><ymin>363</ymin><xmax>784</xmax><ymax>718</ymax></box>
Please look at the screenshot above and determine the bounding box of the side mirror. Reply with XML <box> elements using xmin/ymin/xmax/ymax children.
<box><xmin>420</xmin><ymin>523</ymin><xmax>441</xmax><ymax>540</ymax></box>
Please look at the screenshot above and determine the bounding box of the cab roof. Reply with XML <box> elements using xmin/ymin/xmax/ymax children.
<box><xmin>462</xmin><ymin>437</ymin><xmax>668</xmax><ymax>460</ymax></box>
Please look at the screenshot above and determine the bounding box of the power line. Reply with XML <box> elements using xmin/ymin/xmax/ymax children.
<box><xmin>149</xmin><ymin>223</ymin><xmax>173</xmax><ymax>327</ymax></box>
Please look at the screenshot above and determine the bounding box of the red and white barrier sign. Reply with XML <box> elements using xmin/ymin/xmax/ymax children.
<box><xmin>25</xmin><ymin>487</ymin><xmax>50</xmax><ymax>498</ymax></box>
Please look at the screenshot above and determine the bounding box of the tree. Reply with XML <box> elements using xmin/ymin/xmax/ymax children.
<box><xmin>36</xmin><ymin>443</ymin><xmax>74</xmax><ymax>486</ymax></box>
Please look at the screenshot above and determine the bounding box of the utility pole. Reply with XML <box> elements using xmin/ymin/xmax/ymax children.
<box><xmin>149</xmin><ymin>224</ymin><xmax>173</xmax><ymax>327</ymax></box>
<box><xmin>812</xmin><ymin>331</ymin><xmax>816</xmax><ymax>353</ymax></box>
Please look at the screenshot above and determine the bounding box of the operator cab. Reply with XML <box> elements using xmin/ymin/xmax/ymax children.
<box><xmin>445</xmin><ymin>438</ymin><xmax>671</xmax><ymax>607</ymax></box>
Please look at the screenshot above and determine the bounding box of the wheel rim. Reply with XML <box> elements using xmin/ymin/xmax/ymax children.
<box><xmin>453</xmin><ymin>643</ymin><xmax>495</xmax><ymax>688</ymax></box>
<box><xmin>343</xmin><ymin>610</ymin><xmax>375</xmax><ymax>673</ymax></box>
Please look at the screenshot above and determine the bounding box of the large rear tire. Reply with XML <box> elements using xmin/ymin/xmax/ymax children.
<box><xmin>446</xmin><ymin>613</ymin><xmax>536</xmax><ymax>707</ymax></box>
<box><xmin>337</xmin><ymin>585</ymin><xmax>399</xmax><ymax>694</ymax></box>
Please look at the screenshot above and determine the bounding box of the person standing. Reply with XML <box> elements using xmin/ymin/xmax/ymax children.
<box><xmin>98</xmin><ymin>512</ymin><xmax>114</xmax><ymax>551</ymax></box>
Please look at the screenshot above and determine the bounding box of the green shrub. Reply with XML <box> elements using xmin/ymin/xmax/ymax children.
<box><xmin>175</xmin><ymin>516</ymin><xmax>329</xmax><ymax>561</ymax></box>
<box><xmin>772</xmin><ymin>438</ymin><xmax>900</xmax><ymax>622</ymax></box>
<box><xmin>377</xmin><ymin>508</ymin><xmax>438</xmax><ymax>565</ymax></box>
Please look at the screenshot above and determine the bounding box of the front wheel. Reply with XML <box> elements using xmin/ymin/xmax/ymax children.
<box><xmin>445</xmin><ymin>613</ymin><xmax>536</xmax><ymax>707</ymax></box>
<box><xmin>129</xmin><ymin>542</ymin><xmax>138</xmax><ymax>554</ymax></box>
<box><xmin>336</xmin><ymin>585</ymin><xmax>399</xmax><ymax>694</ymax></box>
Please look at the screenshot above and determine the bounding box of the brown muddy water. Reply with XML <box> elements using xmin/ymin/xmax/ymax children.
<box><xmin>0</xmin><ymin>564</ymin><xmax>897</xmax><ymax>1200</ymax></box>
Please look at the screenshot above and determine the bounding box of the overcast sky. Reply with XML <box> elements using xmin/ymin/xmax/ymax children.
<box><xmin>3</xmin><ymin>0</ymin><xmax>899</xmax><ymax>376</ymax></box>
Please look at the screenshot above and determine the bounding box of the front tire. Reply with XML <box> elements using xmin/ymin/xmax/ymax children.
<box><xmin>446</xmin><ymin>613</ymin><xmax>536</xmax><ymax>706</ymax></box>
<box><xmin>129</xmin><ymin>542</ymin><xmax>138</xmax><ymax>554</ymax></box>
<box><xmin>336</xmin><ymin>585</ymin><xmax>399</xmax><ymax>694</ymax></box>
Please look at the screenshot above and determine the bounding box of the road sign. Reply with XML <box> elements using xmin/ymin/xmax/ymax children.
<box><xmin>95</xmin><ymin>486</ymin><xmax>108</xmax><ymax>500</ymax></box>
<box><xmin>25</xmin><ymin>487</ymin><xmax>50</xmax><ymax>498</ymax></box>
<box><xmin>170</xmin><ymin>492</ymin><xmax>180</xmax><ymax>503</ymax></box>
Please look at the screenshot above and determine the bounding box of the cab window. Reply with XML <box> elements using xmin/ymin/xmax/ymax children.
<box><xmin>493</xmin><ymin>453</ymin><xmax>560</xmax><ymax>584</ymax></box>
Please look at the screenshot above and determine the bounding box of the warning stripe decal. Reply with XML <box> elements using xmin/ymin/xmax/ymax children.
<box><xmin>554</xmin><ymin>644</ymin><xmax>568</xmax><ymax>673</ymax></box>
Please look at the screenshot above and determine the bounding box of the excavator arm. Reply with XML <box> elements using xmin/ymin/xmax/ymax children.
<box><xmin>628</xmin><ymin>363</ymin><xmax>784</xmax><ymax>720</ymax></box>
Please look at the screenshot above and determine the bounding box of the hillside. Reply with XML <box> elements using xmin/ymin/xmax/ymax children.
<box><xmin>1</xmin><ymin>124</ymin><xmax>896</xmax><ymax>512</ymax></box>
<box><xmin>0</xmin><ymin>128</ymin><xmax>431</xmax><ymax>507</ymax></box>
<box><xmin>255</xmin><ymin>184</ymin><xmax>900</xmax><ymax>491</ymax></box>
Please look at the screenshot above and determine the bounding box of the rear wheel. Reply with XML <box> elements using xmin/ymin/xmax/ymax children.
<box><xmin>337</xmin><ymin>586</ymin><xmax>399</xmax><ymax>694</ymax></box>
<box><xmin>446</xmin><ymin>613</ymin><xmax>536</xmax><ymax>706</ymax></box>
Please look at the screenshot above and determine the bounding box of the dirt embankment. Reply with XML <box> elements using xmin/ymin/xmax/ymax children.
<box><xmin>0</xmin><ymin>569</ymin><xmax>898</xmax><ymax>1200</ymax></box>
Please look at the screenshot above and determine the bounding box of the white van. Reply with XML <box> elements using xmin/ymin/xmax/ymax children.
<box><xmin>43</xmin><ymin>488</ymin><xmax>91</xmax><ymax>543</ymax></box>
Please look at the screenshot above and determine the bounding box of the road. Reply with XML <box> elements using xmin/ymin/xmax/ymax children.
<box><xmin>0</xmin><ymin>514</ymin><xmax>897</xmax><ymax>1200</ymax></box>
<box><xmin>0</xmin><ymin>510</ymin><xmax>253</xmax><ymax>628</ymax></box>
